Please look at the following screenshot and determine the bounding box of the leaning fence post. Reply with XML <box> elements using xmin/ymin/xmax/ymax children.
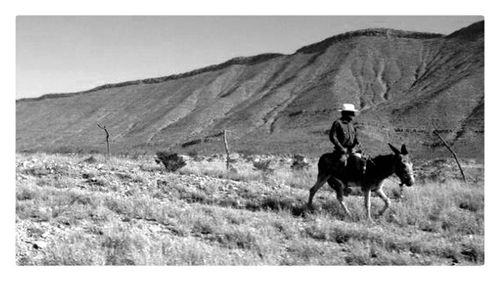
<box><xmin>432</xmin><ymin>131</ymin><xmax>467</xmax><ymax>184</ymax></box>
<box><xmin>223</xmin><ymin>129</ymin><xmax>230</xmax><ymax>170</ymax></box>
<box><xmin>430</xmin><ymin>119</ymin><xmax>467</xmax><ymax>184</ymax></box>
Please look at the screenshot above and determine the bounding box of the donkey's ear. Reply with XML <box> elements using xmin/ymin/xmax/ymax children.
<box><xmin>401</xmin><ymin>144</ymin><xmax>408</xmax><ymax>155</ymax></box>
<box><xmin>388</xmin><ymin>143</ymin><xmax>400</xmax><ymax>154</ymax></box>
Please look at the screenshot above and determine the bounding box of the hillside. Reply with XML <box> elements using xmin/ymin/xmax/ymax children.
<box><xmin>16</xmin><ymin>21</ymin><xmax>484</xmax><ymax>159</ymax></box>
<box><xmin>16</xmin><ymin>153</ymin><xmax>484</xmax><ymax>265</ymax></box>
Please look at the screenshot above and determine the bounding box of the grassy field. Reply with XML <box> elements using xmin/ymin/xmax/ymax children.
<box><xmin>15</xmin><ymin>152</ymin><xmax>484</xmax><ymax>265</ymax></box>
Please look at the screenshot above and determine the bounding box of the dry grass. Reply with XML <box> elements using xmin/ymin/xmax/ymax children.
<box><xmin>16</xmin><ymin>153</ymin><xmax>484</xmax><ymax>265</ymax></box>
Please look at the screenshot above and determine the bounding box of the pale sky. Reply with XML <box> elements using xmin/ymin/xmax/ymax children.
<box><xmin>16</xmin><ymin>16</ymin><xmax>483</xmax><ymax>99</ymax></box>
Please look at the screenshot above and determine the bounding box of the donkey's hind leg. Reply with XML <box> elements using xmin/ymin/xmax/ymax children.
<box><xmin>327</xmin><ymin>177</ymin><xmax>352</xmax><ymax>218</ymax></box>
<box><xmin>308</xmin><ymin>173</ymin><xmax>330</xmax><ymax>209</ymax></box>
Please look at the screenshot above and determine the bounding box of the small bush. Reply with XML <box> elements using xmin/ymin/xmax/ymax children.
<box><xmin>215</xmin><ymin>228</ymin><xmax>259</xmax><ymax>250</ymax></box>
<box><xmin>253</xmin><ymin>159</ymin><xmax>273</xmax><ymax>173</ymax></box>
<box><xmin>17</xmin><ymin>187</ymin><xmax>37</xmax><ymax>201</ymax></box>
<box><xmin>82</xmin><ymin>156</ymin><xmax>98</xmax><ymax>164</ymax></box>
<box><xmin>101</xmin><ymin>232</ymin><xmax>140</xmax><ymax>265</ymax></box>
<box><xmin>291</xmin><ymin>154</ymin><xmax>310</xmax><ymax>170</ymax></box>
<box><xmin>155</xmin><ymin>152</ymin><xmax>186</xmax><ymax>172</ymax></box>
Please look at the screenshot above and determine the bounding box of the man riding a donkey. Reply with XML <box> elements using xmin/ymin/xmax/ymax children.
<box><xmin>308</xmin><ymin>103</ymin><xmax>415</xmax><ymax>222</ymax></box>
<box><xmin>328</xmin><ymin>103</ymin><xmax>367</xmax><ymax>195</ymax></box>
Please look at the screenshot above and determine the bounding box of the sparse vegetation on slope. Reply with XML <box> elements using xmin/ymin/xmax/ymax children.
<box><xmin>16</xmin><ymin>153</ymin><xmax>483</xmax><ymax>265</ymax></box>
<box><xmin>16</xmin><ymin>21</ymin><xmax>484</xmax><ymax>159</ymax></box>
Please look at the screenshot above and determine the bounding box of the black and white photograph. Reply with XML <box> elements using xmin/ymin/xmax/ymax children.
<box><xmin>9</xmin><ymin>1</ymin><xmax>493</xmax><ymax>273</ymax></box>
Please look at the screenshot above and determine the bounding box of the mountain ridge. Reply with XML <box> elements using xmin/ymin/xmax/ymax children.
<box><xmin>16</xmin><ymin>21</ymin><xmax>484</xmax><ymax>159</ymax></box>
<box><xmin>17</xmin><ymin>28</ymin><xmax>447</xmax><ymax>102</ymax></box>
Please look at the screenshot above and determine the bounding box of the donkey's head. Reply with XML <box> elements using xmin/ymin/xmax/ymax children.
<box><xmin>388</xmin><ymin>143</ymin><xmax>415</xmax><ymax>186</ymax></box>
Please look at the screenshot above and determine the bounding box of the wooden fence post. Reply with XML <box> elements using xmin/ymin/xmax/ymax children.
<box><xmin>432</xmin><ymin>131</ymin><xmax>467</xmax><ymax>184</ymax></box>
<box><xmin>430</xmin><ymin>119</ymin><xmax>467</xmax><ymax>184</ymax></box>
<box><xmin>97</xmin><ymin>123</ymin><xmax>110</xmax><ymax>160</ymax></box>
<box><xmin>223</xmin><ymin>129</ymin><xmax>230</xmax><ymax>170</ymax></box>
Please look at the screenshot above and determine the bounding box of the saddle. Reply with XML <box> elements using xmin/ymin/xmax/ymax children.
<box><xmin>347</xmin><ymin>153</ymin><xmax>367</xmax><ymax>178</ymax></box>
<box><xmin>332</xmin><ymin>151</ymin><xmax>367</xmax><ymax>180</ymax></box>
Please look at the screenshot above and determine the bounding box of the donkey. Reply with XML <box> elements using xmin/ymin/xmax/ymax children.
<box><xmin>308</xmin><ymin>144</ymin><xmax>415</xmax><ymax>222</ymax></box>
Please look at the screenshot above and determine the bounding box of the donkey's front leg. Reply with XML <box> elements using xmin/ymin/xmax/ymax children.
<box><xmin>364</xmin><ymin>189</ymin><xmax>373</xmax><ymax>222</ymax></box>
<box><xmin>375</xmin><ymin>188</ymin><xmax>391</xmax><ymax>217</ymax></box>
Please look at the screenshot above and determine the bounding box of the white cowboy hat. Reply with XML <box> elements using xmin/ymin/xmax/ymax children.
<box><xmin>338</xmin><ymin>103</ymin><xmax>358</xmax><ymax>112</ymax></box>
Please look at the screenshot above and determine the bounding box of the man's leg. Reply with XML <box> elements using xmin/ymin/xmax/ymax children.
<box><xmin>347</xmin><ymin>153</ymin><xmax>366</xmax><ymax>178</ymax></box>
<box><xmin>341</xmin><ymin>152</ymin><xmax>352</xmax><ymax>196</ymax></box>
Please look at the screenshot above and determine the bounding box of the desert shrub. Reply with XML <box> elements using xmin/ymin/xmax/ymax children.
<box><xmin>40</xmin><ymin>235</ymin><xmax>105</xmax><ymax>265</ymax></box>
<box><xmin>155</xmin><ymin>152</ymin><xmax>186</xmax><ymax>172</ymax></box>
<box><xmin>82</xmin><ymin>173</ymin><xmax>107</xmax><ymax>187</ymax></box>
<box><xmin>290</xmin><ymin>154</ymin><xmax>310</xmax><ymax>170</ymax></box>
<box><xmin>16</xmin><ymin>186</ymin><xmax>37</xmax><ymax>201</ymax></box>
<box><xmin>253</xmin><ymin>159</ymin><xmax>273</xmax><ymax>173</ymax></box>
<box><xmin>192</xmin><ymin>219</ymin><xmax>217</xmax><ymax>235</ymax></box>
<box><xmin>101</xmin><ymin>230</ymin><xmax>147</xmax><ymax>265</ymax></box>
<box><xmin>139</xmin><ymin>163</ymin><xmax>164</xmax><ymax>172</ymax></box>
<box><xmin>247</xmin><ymin>196</ymin><xmax>297</xmax><ymax>212</ymax></box>
<box><xmin>82</xmin><ymin>156</ymin><xmax>98</xmax><ymax>164</ymax></box>
<box><xmin>284</xmin><ymin>242</ymin><xmax>324</xmax><ymax>264</ymax></box>
<box><xmin>213</xmin><ymin>228</ymin><xmax>260</xmax><ymax>250</ymax></box>
<box><xmin>23</xmin><ymin>166</ymin><xmax>51</xmax><ymax>177</ymax></box>
<box><xmin>16</xmin><ymin>199</ymin><xmax>51</xmax><ymax>222</ymax></box>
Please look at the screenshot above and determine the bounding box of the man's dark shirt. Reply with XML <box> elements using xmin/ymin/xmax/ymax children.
<box><xmin>329</xmin><ymin>117</ymin><xmax>358</xmax><ymax>152</ymax></box>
